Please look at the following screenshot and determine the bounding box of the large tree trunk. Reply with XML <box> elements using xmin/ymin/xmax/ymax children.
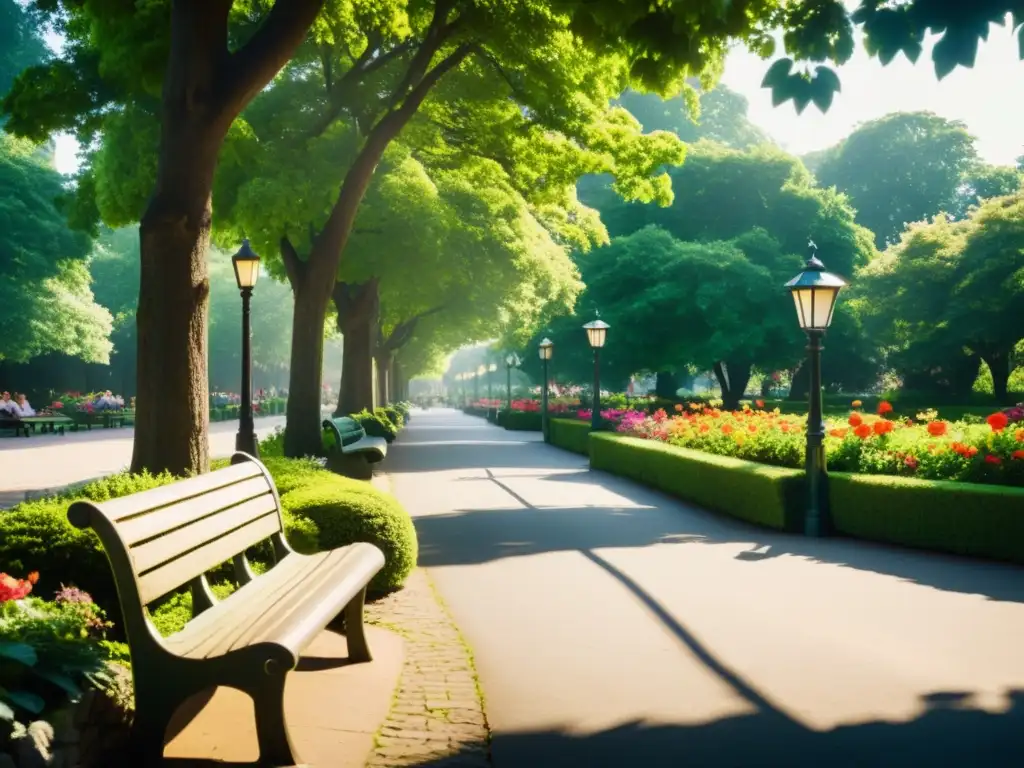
<box><xmin>788</xmin><ymin>361</ymin><xmax>808</xmax><ymax>400</ymax></box>
<box><xmin>374</xmin><ymin>352</ymin><xmax>392</xmax><ymax>405</ymax></box>
<box><xmin>713</xmin><ymin>360</ymin><xmax>752</xmax><ymax>411</ymax></box>
<box><xmin>283</xmin><ymin>266</ymin><xmax>333</xmax><ymax>458</ymax></box>
<box><xmin>655</xmin><ymin>371</ymin><xmax>678</xmax><ymax>399</ymax></box>
<box><xmin>980</xmin><ymin>348</ymin><xmax>1012</xmax><ymax>404</ymax></box>
<box><xmin>130</xmin><ymin>0</ymin><xmax>326</xmax><ymax>474</ymax></box>
<box><xmin>333</xmin><ymin>280</ymin><xmax>379</xmax><ymax>416</ymax></box>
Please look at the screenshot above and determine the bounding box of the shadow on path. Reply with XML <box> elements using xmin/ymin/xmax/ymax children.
<box><xmin>414</xmin><ymin>467</ymin><xmax>1024</xmax><ymax>604</ymax></box>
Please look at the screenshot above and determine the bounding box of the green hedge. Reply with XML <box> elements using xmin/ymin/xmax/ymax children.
<box><xmin>281</xmin><ymin>478</ymin><xmax>417</xmax><ymax>594</ymax></box>
<box><xmin>589</xmin><ymin>434</ymin><xmax>804</xmax><ymax>531</ymax></box>
<box><xmin>828</xmin><ymin>473</ymin><xmax>1024</xmax><ymax>563</ymax></box>
<box><xmin>548</xmin><ymin>418</ymin><xmax>591</xmax><ymax>455</ymax></box>
<box><xmin>501</xmin><ymin>410</ymin><xmax>543</xmax><ymax>431</ymax></box>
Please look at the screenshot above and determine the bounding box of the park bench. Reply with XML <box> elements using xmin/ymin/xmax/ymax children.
<box><xmin>67</xmin><ymin>453</ymin><xmax>385</xmax><ymax>766</ymax></box>
<box><xmin>0</xmin><ymin>414</ymin><xmax>26</xmax><ymax>437</ymax></box>
<box><xmin>322</xmin><ymin>416</ymin><xmax>388</xmax><ymax>480</ymax></box>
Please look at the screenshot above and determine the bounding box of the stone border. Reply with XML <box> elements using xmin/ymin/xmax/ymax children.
<box><xmin>365</xmin><ymin>471</ymin><xmax>490</xmax><ymax>767</ymax></box>
<box><xmin>364</xmin><ymin>569</ymin><xmax>491</xmax><ymax>767</ymax></box>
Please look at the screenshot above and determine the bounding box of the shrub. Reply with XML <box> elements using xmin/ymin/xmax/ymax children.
<box><xmin>502</xmin><ymin>410</ymin><xmax>543</xmax><ymax>431</ymax></box>
<box><xmin>281</xmin><ymin>481</ymin><xmax>417</xmax><ymax>594</ymax></box>
<box><xmin>589</xmin><ymin>433</ymin><xmax>804</xmax><ymax>531</ymax></box>
<box><xmin>828</xmin><ymin>473</ymin><xmax>1024</xmax><ymax>563</ymax></box>
<box><xmin>549</xmin><ymin>418</ymin><xmax>591</xmax><ymax>455</ymax></box>
<box><xmin>381</xmin><ymin>406</ymin><xmax>405</xmax><ymax>430</ymax></box>
<box><xmin>391</xmin><ymin>401</ymin><xmax>412</xmax><ymax>420</ymax></box>
<box><xmin>258</xmin><ymin>426</ymin><xmax>286</xmax><ymax>457</ymax></box>
<box><xmin>352</xmin><ymin>409</ymin><xmax>398</xmax><ymax>442</ymax></box>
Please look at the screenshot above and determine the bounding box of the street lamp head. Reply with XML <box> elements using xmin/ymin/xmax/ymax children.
<box><xmin>785</xmin><ymin>254</ymin><xmax>846</xmax><ymax>332</ymax></box>
<box><xmin>583</xmin><ymin>314</ymin><xmax>610</xmax><ymax>349</ymax></box>
<box><xmin>232</xmin><ymin>238</ymin><xmax>261</xmax><ymax>290</ymax></box>
<box><xmin>539</xmin><ymin>337</ymin><xmax>553</xmax><ymax>360</ymax></box>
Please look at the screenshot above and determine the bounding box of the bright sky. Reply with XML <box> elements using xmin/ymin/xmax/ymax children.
<box><xmin>51</xmin><ymin>16</ymin><xmax>1024</xmax><ymax>174</ymax></box>
<box><xmin>721</xmin><ymin>20</ymin><xmax>1024</xmax><ymax>165</ymax></box>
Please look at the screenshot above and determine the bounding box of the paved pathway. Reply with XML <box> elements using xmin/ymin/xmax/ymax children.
<box><xmin>0</xmin><ymin>416</ymin><xmax>286</xmax><ymax>507</ymax></box>
<box><xmin>386</xmin><ymin>409</ymin><xmax>1024</xmax><ymax>768</ymax></box>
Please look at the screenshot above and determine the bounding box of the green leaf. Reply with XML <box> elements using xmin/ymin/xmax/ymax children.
<box><xmin>0</xmin><ymin>700</ymin><xmax>14</xmax><ymax>721</ymax></box>
<box><xmin>0</xmin><ymin>688</ymin><xmax>45</xmax><ymax>715</ymax></box>
<box><xmin>760</xmin><ymin>58</ymin><xmax>794</xmax><ymax>90</ymax></box>
<box><xmin>32</xmin><ymin>669</ymin><xmax>83</xmax><ymax>698</ymax></box>
<box><xmin>0</xmin><ymin>641</ymin><xmax>37</xmax><ymax>667</ymax></box>
<box><xmin>810</xmin><ymin>66</ymin><xmax>841</xmax><ymax>112</ymax></box>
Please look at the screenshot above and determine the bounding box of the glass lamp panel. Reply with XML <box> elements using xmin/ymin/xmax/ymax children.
<box><xmin>586</xmin><ymin>327</ymin><xmax>606</xmax><ymax>348</ymax></box>
<box><xmin>791</xmin><ymin>288</ymin><xmax>813</xmax><ymax>329</ymax></box>
<box><xmin>234</xmin><ymin>258</ymin><xmax>260</xmax><ymax>289</ymax></box>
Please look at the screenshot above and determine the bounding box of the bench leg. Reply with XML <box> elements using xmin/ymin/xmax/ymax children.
<box><xmin>252</xmin><ymin>671</ymin><xmax>299</xmax><ymax>766</ymax></box>
<box><xmin>128</xmin><ymin>700</ymin><xmax>177</xmax><ymax>766</ymax></box>
<box><xmin>343</xmin><ymin>586</ymin><xmax>373</xmax><ymax>663</ymax></box>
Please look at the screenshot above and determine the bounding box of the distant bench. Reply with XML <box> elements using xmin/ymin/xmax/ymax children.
<box><xmin>67</xmin><ymin>453</ymin><xmax>384</xmax><ymax>766</ymax></box>
<box><xmin>322</xmin><ymin>416</ymin><xmax>388</xmax><ymax>480</ymax></box>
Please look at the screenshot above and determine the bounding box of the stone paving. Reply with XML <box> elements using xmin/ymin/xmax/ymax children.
<box><xmin>363</xmin><ymin>568</ymin><xmax>491</xmax><ymax>768</ymax></box>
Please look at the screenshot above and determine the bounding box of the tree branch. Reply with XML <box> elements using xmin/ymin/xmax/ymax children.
<box><xmin>279</xmin><ymin>236</ymin><xmax>303</xmax><ymax>286</ymax></box>
<box><xmin>224</xmin><ymin>0</ymin><xmax>326</xmax><ymax>116</ymax></box>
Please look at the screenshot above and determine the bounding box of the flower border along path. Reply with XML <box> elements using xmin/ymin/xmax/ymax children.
<box><xmin>364</xmin><ymin>474</ymin><xmax>491</xmax><ymax>768</ymax></box>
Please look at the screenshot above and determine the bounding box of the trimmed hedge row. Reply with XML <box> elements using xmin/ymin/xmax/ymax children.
<box><xmin>828</xmin><ymin>473</ymin><xmax>1024</xmax><ymax>564</ymax></box>
<box><xmin>577</xmin><ymin>432</ymin><xmax>1024</xmax><ymax>564</ymax></box>
<box><xmin>589</xmin><ymin>433</ymin><xmax>804</xmax><ymax>531</ymax></box>
<box><xmin>548</xmin><ymin>418</ymin><xmax>592</xmax><ymax>455</ymax></box>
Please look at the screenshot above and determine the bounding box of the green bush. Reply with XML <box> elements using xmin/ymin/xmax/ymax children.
<box><xmin>281</xmin><ymin>480</ymin><xmax>417</xmax><ymax>594</ymax></box>
<box><xmin>829</xmin><ymin>473</ymin><xmax>1024</xmax><ymax>563</ymax></box>
<box><xmin>502</xmin><ymin>410</ymin><xmax>543</xmax><ymax>431</ymax></box>
<box><xmin>381</xmin><ymin>406</ymin><xmax>405</xmax><ymax>430</ymax></box>
<box><xmin>352</xmin><ymin>409</ymin><xmax>399</xmax><ymax>442</ymax></box>
<box><xmin>258</xmin><ymin>426</ymin><xmax>286</xmax><ymax>457</ymax></box>
<box><xmin>549</xmin><ymin>418</ymin><xmax>592</xmax><ymax>455</ymax></box>
<box><xmin>589</xmin><ymin>434</ymin><xmax>804</xmax><ymax>531</ymax></box>
<box><xmin>391</xmin><ymin>401</ymin><xmax>412</xmax><ymax>421</ymax></box>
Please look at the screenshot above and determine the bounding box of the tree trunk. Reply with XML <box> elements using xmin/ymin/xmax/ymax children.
<box><xmin>655</xmin><ymin>371</ymin><xmax>678</xmax><ymax>399</ymax></box>
<box><xmin>333</xmin><ymin>281</ymin><xmax>379</xmax><ymax>416</ymax></box>
<box><xmin>132</xmin><ymin>132</ymin><xmax>220</xmax><ymax>475</ymax></box>
<box><xmin>788</xmin><ymin>361</ymin><xmax>809</xmax><ymax>400</ymax></box>
<box><xmin>374</xmin><ymin>353</ymin><xmax>392</xmax><ymax>406</ymax></box>
<box><xmin>981</xmin><ymin>348</ymin><xmax>1012</xmax><ymax>404</ymax></box>
<box><xmin>282</xmin><ymin>266</ymin><xmax>333</xmax><ymax>458</ymax></box>
<box><xmin>713</xmin><ymin>360</ymin><xmax>752</xmax><ymax>411</ymax></box>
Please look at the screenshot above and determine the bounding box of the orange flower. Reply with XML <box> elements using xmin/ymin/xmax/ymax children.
<box><xmin>829</xmin><ymin>428</ymin><xmax>848</xmax><ymax>438</ymax></box>
<box><xmin>1016</xmin><ymin>429</ymin><xmax>1024</xmax><ymax>442</ymax></box>
<box><xmin>873</xmin><ymin>420</ymin><xmax>894</xmax><ymax>436</ymax></box>
<box><xmin>927</xmin><ymin>420</ymin><xmax>948</xmax><ymax>437</ymax></box>
<box><xmin>854</xmin><ymin>423</ymin><xmax>872</xmax><ymax>439</ymax></box>
<box><xmin>1012</xmin><ymin>450</ymin><xmax>1024</xmax><ymax>460</ymax></box>
<box><xmin>987</xmin><ymin>412</ymin><xmax>1009</xmax><ymax>432</ymax></box>
<box><xmin>721</xmin><ymin>424</ymin><xmax>734</xmax><ymax>435</ymax></box>
<box><xmin>877</xmin><ymin>401</ymin><xmax>893</xmax><ymax>415</ymax></box>
<box><xmin>780</xmin><ymin>423</ymin><xmax>791</xmax><ymax>433</ymax></box>
<box><xmin>674</xmin><ymin>403</ymin><xmax>684</xmax><ymax>412</ymax></box>
<box><xmin>755</xmin><ymin>399</ymin><xmax>765</xmax><ymax>409</ymax></box>
<box><xmin>27</xmin><ymin>571</ymin><xmax>39</xmax><ymax>584</ymax></box>
<box><xmin>848</xmin><ymin>413</ymin><xmax>864</xmax><ymax>427</ymax></box>
<box><xmin>747</xmin><ymin>424</ymin><xmax>759</xmax><ymax>434</ymax></box>
<box><xmin>699</xmin><ymin>423</ymin><xmax>710</xmax><ymax>433</ymax></box>
<box><xmin>851</xmin><ymin>399</ymin><xmax>863</xmax><ymax>408</ymax></box>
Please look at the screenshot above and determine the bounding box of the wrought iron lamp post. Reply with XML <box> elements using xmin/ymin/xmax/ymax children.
<box><xmin>505</xmin><ymin>353</ymin><xmax>520</xmax><ymax>410</ymax></box>
<box><xmin>539</xmin><ymin>338</ymin><xmax>553</xmax><ymax>440</ymax></box>
<box><xmin>583</xmin><ymin>314</ymin><xmax>610</xmax><ymax>431</ymax></box>
<box><xmin>232</xmin><ymin>239</ymin><xmax>261</xmax><ymax>457</ymax></box>
<box><xmin>785</xmin><ymin>245</ymin><xmax>846</xmax><ymax>537</ymax></box>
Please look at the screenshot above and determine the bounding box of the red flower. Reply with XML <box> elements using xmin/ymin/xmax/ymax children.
<box><xmin>848</xmin><ymin>413</ymin><xmax>864</xmax><ymax>427</ymax></box>
<box><xmin>1012</xmin><ymin>450</ymin><xmax>1024</xmax><ymax>460</ymax></box>
<box><xmin>904</xmin><ymin>455</ymin><xmax>919</xmax><ymax>471</ymax></box>
<box><xmin>877</xmin><ymin>401</ymin><xmax>893</xmax><ymax>415</ymax></box>
<box><xmin>984</xmin><ymin>454</ymin><xmax>1002</xmax><ymax>465</ymax></box>
<box><xmin>854</xmin><ymin>423</ymin><xmax>872</xmax><ymax>439</ymax></box>
<box><xmin>873</xmin><ymin>420</ymin><xmax>895</xmax><ymax>436</ymax></box>
<box><xmin>987</xmin><ymin>412</ymin><xmax>1009</xmax><ymax>432</ymax></box>
<box><xmin>0</xmin><ymin>572</ymin><xmax>35</xmax><ymax>602</ymax></box>
<box><xmin>755</xmin><ymin>399</ymin><xmax>765</xmax><ymax>409</ymax></box>
<box><xmin>926</xmin><ymin>420</ymin><xmax>948</xmax><ymax>437</ymax></box>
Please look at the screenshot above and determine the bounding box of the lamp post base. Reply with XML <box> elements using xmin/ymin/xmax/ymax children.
<box><xmin>236</xmin><ymin>430</ymin><xmax>260</xmax><ymax>458</ymax></box>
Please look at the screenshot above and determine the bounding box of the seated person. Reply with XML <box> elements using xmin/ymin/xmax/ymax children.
<box><xmin>0</xmin><ymin>391</ymin><xmax>15</xmax><ymax>416</ymax></box>
<box><xmin>11</xmin><ymin>393</ymin><xmax>35</xmax><ymax>417</ymax></box>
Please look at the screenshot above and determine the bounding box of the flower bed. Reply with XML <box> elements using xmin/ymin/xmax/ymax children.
<box><xmin>615</xmin><ymin>401</ymin><xmax>1024</xmax><ymax>488</ymax></box>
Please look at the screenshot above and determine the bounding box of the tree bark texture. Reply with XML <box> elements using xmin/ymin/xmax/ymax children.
<box><xmin>713</xmin><ymin>360</ymin><xmax>752</xmax><ymax>411</ymax></box>
<box><xmin>334</xmin><ymin>280</ymin><xmax>379</xmax><ymax>416</ymax></box>
<box><xmin>374</xmin><ymin>353</ymin><xmax>392</xmax><ymax>405</ymax></box>
<box><xmin>131</xmin><ymin>0</ymin><xmax>325</xmax><ymax>475</ymax></box>
<box><xmin>980</xmin><ymin>348</ymin><xmax>1011</xmax><ymax>404</ymax></box>
<box><xmin>655</xmin><ymin>371</ymin><xmax>679</xmax><ymax>399</ymax></box>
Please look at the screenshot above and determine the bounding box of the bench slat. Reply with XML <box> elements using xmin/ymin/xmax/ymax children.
<box><xmin>138</xmin><ymin>511</ymin><xmax>281</xmax><ymax>604</ymax></box>
<box><xmin>131</xmin><ymin>493</ymin><xmax>279</xmax><ymax>574</ymax></box>
<box><xmin>118</xmin><ymin>477</ymin><xmax>273</xmax><ymax>546</ymax></box>
<box><xmin>100</xmin><ymin>462</ymin><xmax>264</xmax><ymax>522</ymax></box>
